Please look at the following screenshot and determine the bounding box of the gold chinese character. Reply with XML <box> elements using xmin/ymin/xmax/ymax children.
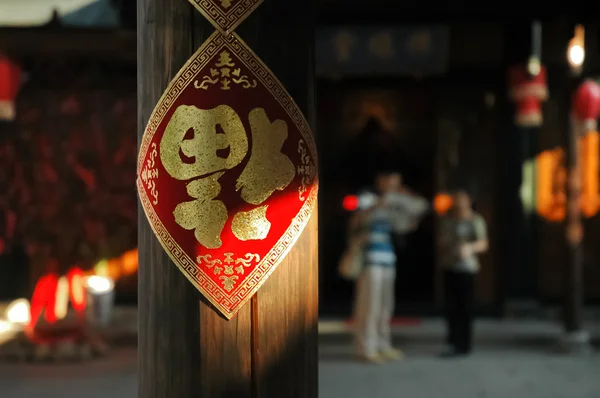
<box><xmin>237</xmin><ymin>108</ymin><xmax>295</xmax><ymax>205</ymax></box>
<box><xmin>369</xmin><ymin>31</ymin><xmax>395</xmax><ymax>59</ymax></box>
<box><xmin>297</xmin><ymin>139</ymin><xmax>315</xmax><ymax>201</ymax></box>
<box><xmin>219</xmin><ymin>0</ymin><xmax>233</xmax><ymax>8</ymax></box>
<box><xmin>160</xmin><ymin>105</ymin><xmax>248</xmax><ymax>180</ymax></box>
<box><xmin>407</xmin><ymin>30</ymin><xmax>432</xmax><ymax>55</ymax></box>
<box><xmin>232</xmin><ymin>205</ymin><xmax>271</xmax><ymax>241</ymax></box>
<box><xmin>165</xmin><ymin>105</ymin><xmax>295</xmax><ymax>248</ymax></box>
<box><xmin>333</xmin><ymin>30</ymin><xmax>357</xmax><ymax>62</ymax></box>
<box><xmin>173</xmin><ymin>172</ymin><xmax>228</xmax><ymax>249</ymax></box>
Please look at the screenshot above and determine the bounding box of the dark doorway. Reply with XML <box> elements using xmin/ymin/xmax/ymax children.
<box><xmin>317</xmin><ymin>83</ymin><xmax>437</xmax><ymax>317</ymax></box>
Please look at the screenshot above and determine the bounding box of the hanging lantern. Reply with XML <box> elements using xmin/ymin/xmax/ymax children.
<box><xmin>0</xmin><ymin>55</ymin><xmax>22</xmax><ymax>121</ymax></box>
<box><xmin>508</xmin><ymin>64</ymin><xmax>548</xmax><ymax>127</ymax></box>
<box><xmin>571</xmin><ymin>80</ymin><xmax>600</xmax><ymax>135</ymax></box>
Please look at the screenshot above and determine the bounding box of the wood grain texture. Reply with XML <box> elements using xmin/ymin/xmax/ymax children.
<box><xmin>236</xmin><ymin>1</ymin><xmax>318</xmax><ymax>396</ymax></box>
<box><xmin>137</xmin><ymin>2</ymin><xmax>201</xmax><ymax>398</ymax></box>
<box><xmin>138</xmin><ymin>0</ymin><xmax>317</xmax><ymax>397</ymax></box>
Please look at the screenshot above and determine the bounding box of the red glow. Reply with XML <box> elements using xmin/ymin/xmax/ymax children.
<box><xmin>342</xmin><ymin>195</ymin><xmax>358</xmax><ymax>211</ymax></box>
<box><xmin>343</xmin><ymin>195</ymin><xmax>359</xmax><ymax>211</ymax></box>
<box><xmin>27</xmin><ymin>267</ymin><xmax>87</xmax><ymax>333</ymax></box>
<box><xmin>28</xmin><ymin>273</ymin><xmax>59</xmax><ymax>330</ymax></box>
<box><xmin>0</xmin><ymin>55</ymin><xmax>22</xmax><ymax>120</ymax></box>
<box><xmin>572</xmin><ymin>80</ymin><xmax>600</xmax><ymax>120</ymax></box>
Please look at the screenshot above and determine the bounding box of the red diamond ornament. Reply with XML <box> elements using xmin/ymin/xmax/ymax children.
<box><xmin>137</xmin><ymin>31</ymin><xmax>318</xmax><ymax>319</ymax></box>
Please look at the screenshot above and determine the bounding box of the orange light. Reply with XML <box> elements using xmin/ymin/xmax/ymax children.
<box><xmin>433</xmin><ymin>193</ymin><xmax>453</xmax><ymax>215</ymax></box>
<box><xmin>121</xmin><ymin>249</ymin><xmax>138</xmax><ymax>275</ymax></box>
<box><xmin>581</xmin><ymin>131</ymin><xmax>600</xmax><ymax>217</ymax></box>
<box><xmin>343</xmin><ymin>195</ymin><xmax>359</xmax><ymax>211</ymax></box>
<box><xmin>535</xmin><ymin>131</ymin><xmax>600</xmax><ymax>221</ymax></box>
<box><xmin>86</xmin><ymin>249</ymin><xmax>139</xmax><ymax>281</ymax></box>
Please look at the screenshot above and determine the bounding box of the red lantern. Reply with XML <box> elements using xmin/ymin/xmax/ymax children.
<box><xmin>508</xmin><ymin>65</ymin><xmax>548</xmax><ymax>127</ymax></box>
<box><xmin>571</xmin><ymin>80</ymin><xmax>600</xmax><ymax>135</ymax></box>
<box><xmin>0</xmin><ymin>55</ymin><xmax>22</xmax><ymax>121</ymax></box>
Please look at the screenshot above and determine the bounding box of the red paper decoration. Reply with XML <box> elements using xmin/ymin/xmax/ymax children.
<box><xmin>137</xmin><ymin>32</ymin><xmax>318</xmax><ymax>319</ymax></box>
<box><xmin>508</xmin><ymin>65</ymin><xmax>548</xmax><ymax>127</ymax></box>
<box><xmin>571</xmin><ymin>80</ymin><xmax>600</xmax><ymax>135</ymax></box>
<box><xmin>0</xmin><ymin>55</ymin><xmax>22</xmax><ymax>121</ymax></box>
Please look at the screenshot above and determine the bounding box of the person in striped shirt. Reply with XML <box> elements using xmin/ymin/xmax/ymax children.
<box><xmin>352</xmin><ymin>172</ymin><xmax>428</xmax><ymax>364</ymax></box>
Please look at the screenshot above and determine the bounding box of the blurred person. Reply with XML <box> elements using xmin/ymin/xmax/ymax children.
<box><xmin>438</xmin><ymin>189</ymin><xmax>488</xmax><ymax>358</ymax></box>
<box><xmin>348</xmin><ymin>172</ymin><xmax>428</xmax><ymax>364</ymax></box>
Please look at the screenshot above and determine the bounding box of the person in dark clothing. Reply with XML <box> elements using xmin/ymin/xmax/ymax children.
<box><xmin>438</xmin><ymin>189</ymin><xmax>488</xmax><ymax>357</ymax></box>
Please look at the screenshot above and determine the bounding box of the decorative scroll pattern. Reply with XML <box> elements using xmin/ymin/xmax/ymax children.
<box><xmin>197</xmin><ymin>252</ymin><xmax>261</xmax><ymax>290</ymax></box>
<box><xmin>188</xmin><ymin>0</ymin><xmax>264</xmax><ymax>33</ymax></box>
<box><xmin>194</xmin><ymin>50</ymin><xmax>258</xmax><ymax>91</ymax></box>
<box><xmin>140</xmin><ymin>143</ymin><xmax>159</xmax><ymax>205</ymax></box>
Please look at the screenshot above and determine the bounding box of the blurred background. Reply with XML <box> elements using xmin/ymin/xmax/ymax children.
<box><xmin>0</xmin><ymin>1</ymin><xmax>600</xmax><ymax>397</ymax></box>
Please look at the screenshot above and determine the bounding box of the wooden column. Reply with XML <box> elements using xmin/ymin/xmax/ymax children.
<box><xmin>559</xmin><ymin>76</ymin><xmax>592</xmax><ymax>354</ymax></box>
<box><xmin>563</xmin><ymin>79</ymin><xmax>585</xmax><ymax>333</ymax></box>
<box><xmin>137</xmin><ymin>1</ymin><xmax>318</xmax><ymax>397</ymax></box>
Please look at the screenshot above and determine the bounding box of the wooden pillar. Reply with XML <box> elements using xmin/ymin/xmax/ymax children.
<box><xmin>137</xmin><ymin>1</ymin><xmax>318</xmax><ymax>397</ymax></box>
<box><xmin>560</xmin><ymin>76</ymin><xmax>591</xmax><ymax>354</ymax></box>
<box><xmin>563</xmin><ymin>79</ymin><xmax>585</xmax><ymax>332</ymax></box>
<box><xmin>564</xmin><ymin>83</ymin><xmax>583</xmax><ymax>333</ymax></box>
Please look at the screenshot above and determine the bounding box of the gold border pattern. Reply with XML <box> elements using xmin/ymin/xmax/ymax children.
<box><xmin>138</xmin><ymin>31</ymin><xmax>318</xmax><ymax>319</ymax></box>
<box><xmin>188</xmin><ymin>0</ymin><xmax>264</xmax><ymax>34</ymax></box>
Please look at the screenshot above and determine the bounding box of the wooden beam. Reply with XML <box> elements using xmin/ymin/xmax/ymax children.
<box><xmin>137</xmin><ymin>0</ymin><xmax>318</xmax><ymax>397</ymax></box>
